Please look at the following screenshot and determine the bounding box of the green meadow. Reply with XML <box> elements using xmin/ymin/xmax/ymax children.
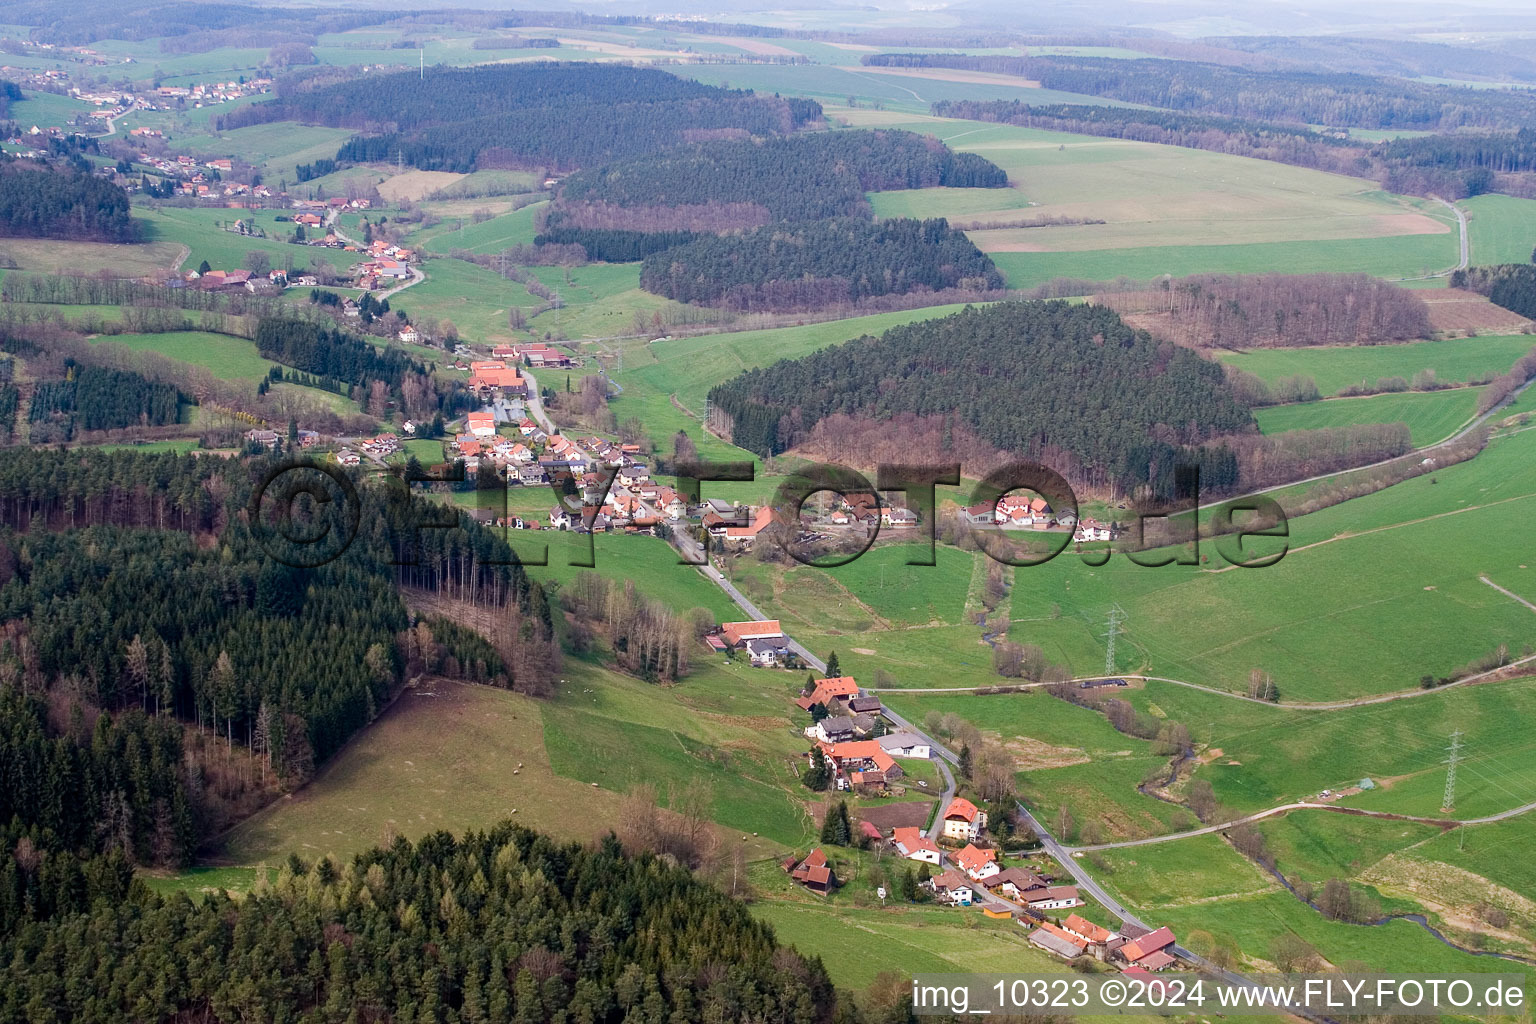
<box><xmin>991</xmin><ymin>235</ymin><xmax>1458</xmax><ymax>290</ymax></box>
<box><xmin>422</xmin><ymin>202</ymin><xmax>547</xmax><ymax>255</ymax></box>
<box><xmin>88</xmin><ymin>330</ymin><xmax>273</xmax><ymax>381</ymax></box>
<box><xmin>1462</xmin><ymin>194</ymin><xmax>1536</xmax><ymax>266</ymax></box>
<box><xmin>1253</xmin><ymin>387</ymin><xmax>1483</xmax><ymax>446</ymax></box>
<box><xmin>137</xmin><ymin>207</ymin><xmax>357</xmax><ymax>274</ymax></box>
<box><xmin>1220</xmin><ymin>335</ymin><xmax>1535</xmax><ymax>396</ymax></box>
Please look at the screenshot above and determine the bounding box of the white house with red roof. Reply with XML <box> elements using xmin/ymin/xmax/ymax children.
<box><xmin>890</xmin><ymin>826</ymin><xmax>942</xmax><ymax>865</ymax></box>
<box><xmin>940</xmin><ymin>797</ymin><xmax>987</xmax><ymax>843</ymax></box>
<box><xmin>953</xmin><ymin>843</ymin><xmax>1000</xmax><ymax>882</ymax></box>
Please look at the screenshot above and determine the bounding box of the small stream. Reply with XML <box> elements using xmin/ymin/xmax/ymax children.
<box><xmin>1259</xmin><ymin>859</ymin><xmax>1535</xmax><ymax>965</ymax></box>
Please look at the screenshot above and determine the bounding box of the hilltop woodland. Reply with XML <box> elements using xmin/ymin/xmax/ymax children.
<box><xmin>0</xmin><ymin>447</ymin><xmax>558</xmax><ymax>910</ymax></box>
<box><xmin>0</xmin><ymin>823</ymin><xmax>861</xmax><ymax>1024</ymax></box>
<box><xmin>224</xmin><ymin>63</ymin><xmax>822</xmax><ymax>173</ymax></box>
<box><xmin>542</xmin><ymin>131</ymin><xmax>1007</xmax><ymax>311</ymax></box>
<box><xmin>639</xmin><ymin>218</ymin><xmax>1002</xmax><ymax>310</ymax></box>
<box><xmin>1093</xmin><ymin>272</ymin><xmax>1432</xmax><ymax>349</ymax></box>
<box><xmin>553</xmin><ymin>130</ymin><xmax>1007</xmax><ymax>227</ymax></box>
<box><xmin>708</xmin><ymin>300</ymin><xmax>1252</xmax><ymax>495</ymax></box>
<box><xmin>0</xmin><ymin>166</ymin><xmax>137</xmax><ymax>243</ymax></box>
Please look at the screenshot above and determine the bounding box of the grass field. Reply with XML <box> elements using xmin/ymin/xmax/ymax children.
<box><xmin>164</xmin><ymin>122</ymin><xmax>354</xmax><ymax>187</ymax></box>
<box><xmin>991</xmin><ymin>235</ymin><xmax>1458</xmax><ymax>289</ymax></box>
<box><xmin>1095</xmin><ymin>833</ymin><xmax>1281</xmax><ymax>909</ymax></box>
<box><xmin>1462</xmin><ymin>194</ymin><xmax>1536</xmax><ymax>266</ymax></box>
<box><xmin>1220</xmin><ymin>335</ymin><xmax>1536</xmax><ymax>396</ymax></box>
<box><xmin>220</xmin><ymin>679</ymin><xmax>622</xmax><ymax>864</ymax></box>
<box><xmin>89</xmin><ymin>330</ymin><xmax>273</xmax><ymax>381</ymax></box>
<box><xmin>137</xmin><ymin>207</ymin><xmax>357</xmax><ymax>275</ymax></box>
<box><xmin>0</xmin><ymin>237</ymin><xmax>185</xmax><ymax>276</ymax></box>
<box><xmin>402</xmin><ymin>258</ymin><xmax>539</xmax><ymax>344</ymax></box>
<box><xmin>1159</xmin><ymin>889</ymin><xmax>1505</xmax><ymax>974</ymax></box>
<box><xmin>838</xmin><ymin>110</ymin><xmax>1458</xmax><ymax>282</ymax></box>
<box><xmin>1253</xmin><ymin>387</ymin><xmax>1483</xmax><ymax>446</ymax></box>
<box><xmin>422</xmin><ymin>202</ymin><xmax>547</xmax><ymax>255</ymax></box>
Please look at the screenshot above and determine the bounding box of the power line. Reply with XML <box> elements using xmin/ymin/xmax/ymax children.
<box><xmin>1443</xmin><ymin>729</ymin><xmax>1464</xmax><ymax>811</ymax></box>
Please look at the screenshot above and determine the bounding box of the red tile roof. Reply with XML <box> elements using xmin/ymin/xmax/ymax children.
<box><xmin>1120</xmin><ymin>926</ymin><xmax>1176</xmax><ymax>963</ymax></box>
<box><xmin>944</xmin><ymin>797</ymin><xmax>981</xmax><ymax>823</ymax></box>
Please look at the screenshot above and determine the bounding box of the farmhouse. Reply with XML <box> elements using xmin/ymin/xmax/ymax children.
<box><xmin>890</xmin><ymin>826</ymin><xmax>942</xmax><ymax>864</ymax></box>
<box><xmin>940</xmin><ymin>797</ymin><xmax>987</xmax><ymax>843</ymax></box>
<box><xmin>795</xmin><ymin>675</ymin><xmax>860</xmax><ymax>710</ymax></box>
<box><xmin>816</xmin><ymin>739</ymin><xmax>903</xmax><ymax>786</ymax></box>
<box><xmin>720</xmin><ymin>620</ymin><xmax>783</xmax><ymax>648</ymax></box>
<box><xmin>1117</xmin><ymin>927</ymin><xmax>1177</xmax><ymax>970</ymax></box>
<box><xmin>1062</xmin><ymin>914</ymin><xmax>1113</xmax><ymax>947</ymax></box>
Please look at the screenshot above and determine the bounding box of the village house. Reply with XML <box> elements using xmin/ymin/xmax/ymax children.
<box><xmin>465</xmin><ymin>412</ymin><xmax>497</xmax><ymax>438</ymax></box>
<box><xmin>1074</xmin><ymin>518</ymin><xmax>1117</xmax><ymax>543</ymax></box>
<box><xmin>399</xmin><ymin>326</ymin><xmax>420</xmax><ymax>345</ymax></box>
<box><xmin>890</xmin><ymin>826</ymin><xmax>943</xmax><ymax>864</ymax></box>
<box><xmin>953</xmin><ymin>843</ymin><xmax>1000</xmax><ymax>882</ymax></box>
<box><xmin>927</xmin><ymin>869</ymin><xmax>975</xmax><ymax>906</ymax></box>
<box><xmin>745</xmin><ymin>636</ymin><xmax>791</xmax><ymax>668</ymax></box>
<box><xmin>723</xmin><ymin>505</ymin><xmax>775</xmax><ymax>549</ymax></box>
<box><xmin>1023</xmin><ymin>886</ymin><xmax>1082</xmax><ymax>912</ymax></box>
<box><xmin>940</xmin><ymin>797</ymin><xmax>988</xmax><ymax>843</ymax></box>
<box><xmin>985</xmin><ymin>866</ymin><xmax>1049</xmax><ymax>902</ymax></box>
<box><xmin>813</xmin><ymin>716</ymin><xmax>857</xmax><ymax>744</ymax></box>
<box><xmin>897</xmin><ymin>822</ymin><xmax>940</xmax><ymax>865</ymax></box>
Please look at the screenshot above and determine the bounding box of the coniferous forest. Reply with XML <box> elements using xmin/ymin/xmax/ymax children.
<box><xmin>639</xmin><ymin>218</ymin><xmax>1002</xmax><ymax>310</ymax></box>
<box><xmin>255</xmin><ymin>318</ymin><xmax>426</xmax><ymax>390</ymax></box>
<box><xmin>0</xmin><ymin>823</ymin><xmax>847</xmax><ymax>1024</ymax></box>
<box><xmin>556</xmin><ymin>130</ymin><xmax>1008</xmax><ymax>225</ymax></box>
<box><xmin>0</xmin><ymin>448</ymin><xmax>555</xmax><ymax>888</ymax></box>
<box><xmin>224</xmin><ymin>63</ymin><xmax>821</xmax><ymax>173</ymax></box>
<box><xmin>708</xmin><ymin>301</ymin><xmax>1253</xmax><ymax>491</ymax></box>
<box><xmin>27</xmin><ymin>365</ymin><xmax>182</xmax><ymax>442</ymax></box>
<box><xmin>0</xmin><ymin>168</ymin><xmax>137</xmax><ymax>243</ymax></box>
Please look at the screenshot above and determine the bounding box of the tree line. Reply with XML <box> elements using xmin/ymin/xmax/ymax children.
<box><xmin>254</xmin><ymin>316</ymin><xmax>425</xmax><ymax>391</ymax></box>
<box><xmin>708</xmin><ymin>301</ymin><xmax>1255</xmax><ymax>494</ymax></box>
<box><xmin>639</xmin><ymin>217</ymin><xmax>1002</xmax><ymax>311</ymax></box>
<box><xmin>881</xmin><ymin>53</ymin><xmax>1536</xmax><ymax>132</ymax></box>
<box><xmin>1094</xmin><ymin>272</ymin><xmax>1432</xmax><ymax>349</ymax></box>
